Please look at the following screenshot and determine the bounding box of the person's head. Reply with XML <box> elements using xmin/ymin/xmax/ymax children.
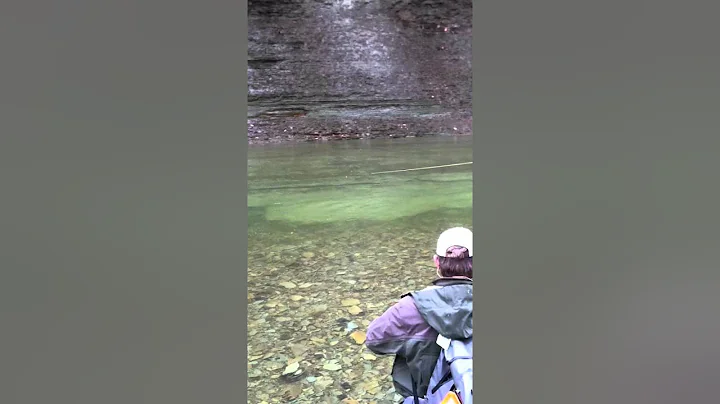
<box><xmin>433</xmin><ymin>227</ymin><xmax>472</xmax><ymax>279</ymax></box>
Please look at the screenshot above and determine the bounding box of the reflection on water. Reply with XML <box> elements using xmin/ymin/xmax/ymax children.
<box><xmin>248</xmin><ymin>137</ymin><xmax>472</xmax><ymax>403</ymax></box>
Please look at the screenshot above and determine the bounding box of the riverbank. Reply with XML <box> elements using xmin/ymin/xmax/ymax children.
<box><xmin>248</xmin><ymin>131</ymin><xmax>472</xmax><ymax>145</ymax></box>
<box><xmin>247</xmin><ymin>110</ymin><xmax>473</xmax><ymax>145</ymax></box>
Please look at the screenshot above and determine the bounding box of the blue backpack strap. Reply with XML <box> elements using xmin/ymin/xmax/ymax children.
<box><xmin>430</xmin><ymin>368</ymin><xmax>454</xmax><ymax>395</ymax></box>
<box><xmin>409</xmin><ymin>373</ymin><xmax>421</xmax><ymax>404</ymax></box>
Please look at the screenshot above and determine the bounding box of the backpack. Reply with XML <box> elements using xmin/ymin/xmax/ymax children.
<box><xmin>403</xmin><ymin>335</ymin><xmax>473</xmax><ymax>404</ymax></box>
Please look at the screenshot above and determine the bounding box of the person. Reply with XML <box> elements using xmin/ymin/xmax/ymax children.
<box><xmin>365</xmin><ymin>227</ymin><xmax>473</xmax><ymax>402</ymax></box>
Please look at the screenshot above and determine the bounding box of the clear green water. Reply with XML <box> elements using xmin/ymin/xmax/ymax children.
<box><xmin>247</xmin><ymin>136</ymin><xmax>472</xmax><ymax>403</ymax></box>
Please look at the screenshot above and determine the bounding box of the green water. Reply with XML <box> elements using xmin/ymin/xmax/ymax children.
<box><xmin>247</xmin><ymin>136</ymin><xmax>472</xmax><ymax>403</ymax></box>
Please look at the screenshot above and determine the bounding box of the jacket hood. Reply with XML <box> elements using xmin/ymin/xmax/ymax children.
<box><xmin>410</xmin><ymin>278</ymin><xmax>473</xmax><ymax>339</ymax></box>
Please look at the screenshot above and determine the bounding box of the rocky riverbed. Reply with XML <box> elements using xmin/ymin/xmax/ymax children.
<box><xmin>247</xmin><ymin>216</ymin><xmax>473</xmax><ymax>403</ymax></box>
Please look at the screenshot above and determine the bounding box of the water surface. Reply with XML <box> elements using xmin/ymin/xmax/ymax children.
<box><xmin>248</xmin><ymin>136</ymin><xmax>472</xmax><ymax>403</ymax></box>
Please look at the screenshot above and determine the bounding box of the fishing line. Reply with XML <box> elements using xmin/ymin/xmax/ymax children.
<box><xmin>370</xmin><ymin>162</ymin><xmax>472</xmax><ymax>175</ymax></box>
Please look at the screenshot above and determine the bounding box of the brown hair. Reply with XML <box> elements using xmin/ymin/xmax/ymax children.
<box><xmin>437</xmin><ymin>246</ymin><xmax>472</xmax><ymax>278</ymax></box>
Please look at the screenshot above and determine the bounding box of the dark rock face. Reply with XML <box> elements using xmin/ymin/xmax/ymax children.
<box><xmin>248</xmin><ymin>0</ymin><xmax>472</xmax><ymax>144</ymax></box>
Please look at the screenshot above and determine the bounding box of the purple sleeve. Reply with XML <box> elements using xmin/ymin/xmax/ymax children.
<box><xmin>365</xmin><ymin>296</ymin><xmax>434</xmax><ymax>355</ymax></box>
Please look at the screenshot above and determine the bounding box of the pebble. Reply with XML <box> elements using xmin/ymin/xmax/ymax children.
<box><xmin>322</xmin><ymin>361</ymin><xmax>342</xmax><ymax>371</ymax></box>
<box><xmin>350</xmin><ymin>330</ymin><xmax>366</xmax><ymax>344</ymax></box>
<box><xmin>341</xmin><ymin>298</ymin><xmax>360</xmax><ymax>306</ymax></box>
<box><xmin>347</xmin><ymin>305</ymin><xmax>363</xmax><ymax>315</ymax></box>
<box><xmin>282</xmin><ymin>362</ymin><xmax>300</xmax><ymax>375</ymax></box>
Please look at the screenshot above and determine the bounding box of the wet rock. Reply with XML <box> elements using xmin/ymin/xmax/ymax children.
<box><xmin>322</xmin><ymin>361</ymin><xmax>342</xmax><ymax>371</ymax></box>
<box><xmin>349</xmin><ymin>331</ymin><xmax>366</xmax><ymax>344</ymax></box>
<box><xmin>347</xmin><ymin>305</ymin><xmax>363</xmax><ymax>315</ymax></box>
<box><xmin>315</xmin><ymin>376</ymin><xmax>334</xmax><ymax>389</ymax></box>
<box><xmin>282</xmin><ymin>384</ymin><xmax>304</xmax><ymax>400</ymax></box>
<box><xmin>308</xmin><ymin>305</ymin><xmax>328</xmax><ymax>316</ymax></box>
<box><xmin>341</xmin><ymin>298</ymin><xmax>360</xmax><ymax>306</ymax></box>
<box><xmin>282</xmin><ymin>362</ymin><xmax>300</xmax><ymax>375</ymax></box>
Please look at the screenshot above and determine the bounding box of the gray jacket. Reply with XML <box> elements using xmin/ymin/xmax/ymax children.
<box><xmin>365</xmin><ymin>278</ymin><xmax>473</xmax><ymax>398</ymax></box>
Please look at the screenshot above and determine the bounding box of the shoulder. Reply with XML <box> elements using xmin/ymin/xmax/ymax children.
<box><xmin>381</xmin><ymin>295</ymin><xmax>423</xmax><ymax>324</ymax></box>
<box><xmin>396</xmin><ymin>295</ymin><xmax>417</xmax><ymax>309</ymax></box>
<box><xmin>367</xmin><ymin>296</ymin><xmax>428</xmax><ymax>339</ymax></box>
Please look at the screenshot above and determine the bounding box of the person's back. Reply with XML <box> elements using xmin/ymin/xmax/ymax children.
<box><xmin>365</xmin><ymin>227</ymin><xmax>473</xmax><ymax>402</ymax></box>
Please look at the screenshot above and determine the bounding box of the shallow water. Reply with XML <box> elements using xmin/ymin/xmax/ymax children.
<box><xmin>248</xmin><ymin>136</ymin><xmax>472</xmax><ymax>403</ymax></box>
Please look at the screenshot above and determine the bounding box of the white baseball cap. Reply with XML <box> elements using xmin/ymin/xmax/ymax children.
<box><xmin>435</xmin><ymin>227</ymin><xmax>473</xmax><ymax>257</ymax></box>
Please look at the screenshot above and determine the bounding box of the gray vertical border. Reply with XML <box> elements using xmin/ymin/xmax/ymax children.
<box><xmin>240</xmin><ymin>0</ymin><xmax>250</xmax><ymax>401</ymax></box>
<box><xmin>471</xmin><ymin>1</ymin><xmax>481</xmax><ymax>402</ymax></box>
<box><xmin>0</xmin><ymin>0</ymin><xmax>249</xmax><ymax>403</ymax></box>
<box><xmin>474</xmin><ymin>0</ymin><xmax>720</xmax><ymax>403</ymax></box>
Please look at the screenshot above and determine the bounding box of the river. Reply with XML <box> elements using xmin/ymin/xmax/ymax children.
<box><xmin>248</xmin><ymin>136</ymin><xmax>472</xmax><ymax>403</ymax></box>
